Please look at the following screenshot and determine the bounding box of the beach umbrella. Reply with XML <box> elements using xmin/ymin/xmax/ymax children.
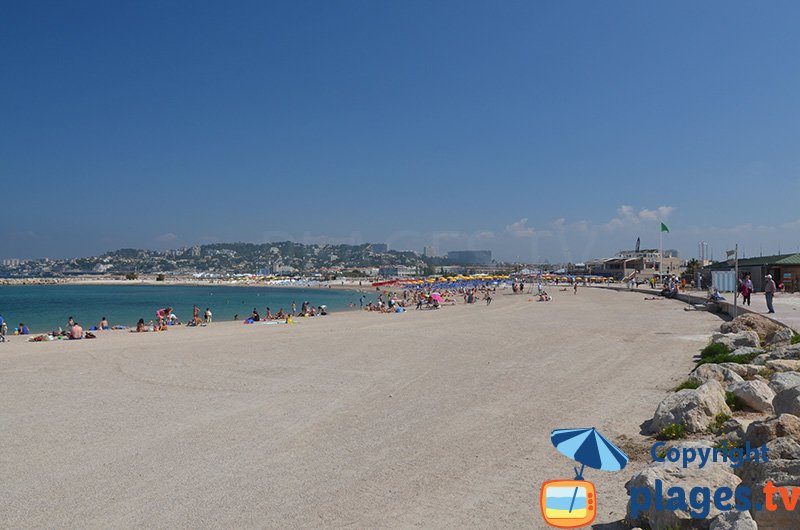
<box><xmin>550</xmin><ymin>427</ymin><xmax>629</xmax><ymax>515</ymax></box>
<box><xmin>550</xmin><ymin>427</ymin><xmax>628</xmax><ymax>478</ymax></box>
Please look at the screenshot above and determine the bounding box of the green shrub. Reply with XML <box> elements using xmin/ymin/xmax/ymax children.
<box><xmin>656</xmin><ymin>424</ymin><xmax>687</xmax><ymax>441</ymax></box>
<box><xmin>125</xmin><ymin>272</ymin><xmax>138</xmax><ymax>280</ymax></box>
<box><xmin>156</xmin><ymin>273</ymin><xmax>165</xmax><ymax>281</ymax></box>
<box><xmin>757</xmin><ymin>367</ymin><xmax>775</xmax><ymax>379</ymax></box>
<box><xmin>675</xmin><ymin>380</ymin><xmax>701</xmax><ymax>391</ymax></box>
<box><xmin>708</xmin><ymin>413</ymin><xmax>732</xmax><ymax>434</ymax></box>
<box><xmin>701</xmin><ymin>342</ymin><xmax>731</xmax><ymax>359</ymax></box>
<box><xmin>792</xmin><ymin>333</ymin><xmax>800</xmax><ymax>345</ymax></box>
<box><xmin>725</xmin><ymin>391</ymin><xmax>744</xmax><ymax>411</ymax></box>
<box><xmin>697</xmin><ymin>349</ymin><xmax>762</xmax><ymax>366</ymax></box>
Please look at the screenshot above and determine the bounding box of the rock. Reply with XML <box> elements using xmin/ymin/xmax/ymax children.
<box><xmin>769</xmin><ymin>372</ymin><xmax>800</xmax><ymax>394</ymax></box>
<box><xmin>651</xmin><ymin>380</ymin><xmax>732</xmax><ymax>434</ymax></box>
<box><xmin>736</xmin><ymin>437</ymin><xmax>800</xmax><ymax>529</ymax></box>
<box><xmin>720</xmin><ymin>362</ymin><xmax>761</xmax><ymax>378</ymax></box>
<box><xmin>752</xmin><ymin>353</ymin><xmax>771</xmax><ymax>366</ymax></box>
<box><xmin>765</xmin><ymin>359</ymin><xmax>800</xmax><ymax>372</ymax></box>
<box><xmin>745</xmin><ymin>414</ymin><xmax>800</xmax><ymax>446</ymax></box>
<box><xmin>766</xmin><ymin>327</ymin><xmax>795</xmax><ymax>346</ymax></box>
<box><xmin>689</xmin><ymin>364</ymin><xmax>745</xmax><ymax>387</ymax></box>
<box><xmin>627</xmin><ymin>441</ymin><xmax>741</xmax><ymax>529</ymax></box>
<box><xmin>774</xmin><ymin>387</ymin><xmax>800</xmax><ymax>417</ymax></box>
<box><xmin>712</xmin><ymin>331</ymin><xmax>761</xmax><ymax>350</ymax></box>
<box><xmin>710</xmin><ymin>510</ymin><xmax>758</xmax><ymax>530</ymax></box>
<box><xmin>728</xmin><ymin>380</ymin><xmax>775</xmax><ymax>413</ymax></box>
<box><xmin>721</xmin><ymin>313</ymin><xmax>787</xmax><ymax>341</ymax></box>
<box><xmin>714</xmin><ymin>418</ymin><xmax>748</xmax><ymax>447</ymax></box>
<box><xmin>770</xmin><ymin>344</ymin><xmax>800</xmax><ymax>360</ymax></box>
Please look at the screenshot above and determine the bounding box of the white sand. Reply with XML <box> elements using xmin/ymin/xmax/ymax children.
<box><xmin>0</xmin><ymin>287</ymin><xmax>722</xmax><ymax>528</ymax></box>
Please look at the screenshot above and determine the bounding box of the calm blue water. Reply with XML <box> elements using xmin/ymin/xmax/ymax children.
<box><xmin>0</xmin><ymin>285</ymin><xmax>368</xmax><ymax>332</ymax></box>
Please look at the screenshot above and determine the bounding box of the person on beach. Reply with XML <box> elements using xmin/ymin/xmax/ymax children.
<box><xmin>251</xmin><ymin>308</ymin><xmax>260</xmax><ymax>321</ymax></box>
<box><xmin>204</xmin><ymin>308</ymin><xmax>212</xmax><ymax>324</ymax></box>
<box><xmin>765</xmin><ymin>274</ymin><xmax>777</xmax><ymax>313</ymax></box>
<box><xmin>136</xmin><ymin>319</ymin><xmax>146</xmax><ymax>332</ymax></box>
<box><xmin>573</xmin><ymin>283</ymin><xmax>578</xmax><ymax>295</ymax></box>
<box><xmin>70</xmin><ymin>322</ymin><xmax>84</xmax><ymax>339</ymax></box>
<box><xmin>100</xmin><ymin>317</ymin><xmax>109</xmax><ymax>330</ymax></box>
<box><xmin>18</xmin><ymin>323</ymin><xmax>29</xmax><ymax>335</ymax></box>
<box><xmin>291</xmin><ymin>301</ymin><xmax>296</xmax><ymax>316</ymax></box>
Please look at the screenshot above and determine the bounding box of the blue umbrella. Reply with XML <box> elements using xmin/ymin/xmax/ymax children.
<box><xmin>550</xmin><ymin>427</ymin><xmax>629</xmax><ymax>514</ymax></box>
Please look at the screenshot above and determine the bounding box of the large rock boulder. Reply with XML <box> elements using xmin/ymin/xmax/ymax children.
<box><xmin>769</xmin><ymin>371</ymin><xmax>800</xmax><ymax>394</ymax></box>
<box><xmin>710</xmin><ymin>510</ymin><xmax>757</xmax><ymax>530</ymax></box>
<box><xmin>736</xmin><ymin>437</ymin><xmax>800</xmax><ymax>529</ymax></box>
<box><xmin>744</xmin><ymin>414</ymin><xmax>800</xmax><ymax>446</ymax></box>
<box><xmin>626</xmin><ymin>442</ymin><xmax>741</xmax><ymax>529</ymax></box>
<box><xmin>689</xmin><ymin>364</ymin><xmax>745</xmax><ymax>387</ymax></box>
<box><xmin>651</xmin><ymin>380</ymin><xmax>732</xmax><ymax>434</ymax></box>
<box><xmin>728</xmin><ymin>380</ymin><xmax>775</xmax><ymax>413</ymax></box>
<box><xmin>773</xmin><ymin>387</ymin><xmax>800</xmax><ymax>416</ymax></box>
<box><xmin>721</xmin><ymin>313</ymin><xmax>787</xmax><ymax>342</ymax></box>
<box><xmin>766</xmin><ymin>327</ymin><xmax>795</xmax><ymax>347</ymax></box>
<box><xmin>769</xmin><ymin>344</ymin><xmax>800</xmax><ymax>361</ymax></box>
<box><xmin>765</xmin><ymin>359</ymin><xmax>800</xmax><ymax>372</ymax></box>
<box><xmin>712</xmin><ymin>331</ymin><xmax>760</xmax><ymax>350</ymax></box>
<box><xmin>720</xmin><ymin>362</ymin><xmax>761</xmax><ymax>378</ymax></box>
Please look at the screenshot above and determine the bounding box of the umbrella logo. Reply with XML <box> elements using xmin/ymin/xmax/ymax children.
<box><xmin>539</xmin><ymin>427</ymin><xmax>629</xmax><ymax>528</ymax></box>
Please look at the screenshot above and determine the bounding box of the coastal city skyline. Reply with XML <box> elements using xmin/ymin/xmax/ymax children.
<box><xmin>3</xmin><ymin>2</ymin><xmax>799</xmax><ymax>262</ymax></box>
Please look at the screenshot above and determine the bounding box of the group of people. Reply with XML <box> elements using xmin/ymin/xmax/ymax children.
<box><xmin>738</xmin><ymin>272</ymin><xmax>778</xmax><ymax>314</ymax></box>
<box><xmin>132</xmin><ymin>305</ymin><xmax>214</xmax><ymax>333</ymax></box>
<box><xmin>243</xmin><ymin>300</ymin><xmax>327</xmax><ymax>322</ymax></box>
<box><xmin>0</xmin><ymin>317</ymin><xmax>29</xmax><ymax>337</ymax></box>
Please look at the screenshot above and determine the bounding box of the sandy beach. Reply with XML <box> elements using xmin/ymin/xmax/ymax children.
<box><xmin>0</xmin><ymin>287</ymin><xmax>724</xmax><ymax>528</ymax></box>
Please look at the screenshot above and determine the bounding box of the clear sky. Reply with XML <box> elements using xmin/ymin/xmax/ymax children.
<box><xmin>2</xmin><ymin>1</ymin><xmax>799</xmax><ymax>263</ymax></box>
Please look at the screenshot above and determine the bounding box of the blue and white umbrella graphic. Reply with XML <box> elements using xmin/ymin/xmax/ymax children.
<box><xmin>550</xmin><ymin>427</ymin><xmax>629</xmax><ymax>513</ymax></box>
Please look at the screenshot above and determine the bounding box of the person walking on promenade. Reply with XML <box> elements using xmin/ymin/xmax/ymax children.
<box><xmin>741</xmin><ymin>273</ymin><xmax>753</xmax><ymax>306</ymax></box>
<box><xmin>764</xmin><ymin>274</ymin><xmax>777</xmax><ymax>314</ymax></box>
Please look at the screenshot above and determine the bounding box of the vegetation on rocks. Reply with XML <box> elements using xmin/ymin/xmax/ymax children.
<box><xmin>656</xmin><ymin>423</ymin><xmax>687</xmax><ymax>441</ymax></box>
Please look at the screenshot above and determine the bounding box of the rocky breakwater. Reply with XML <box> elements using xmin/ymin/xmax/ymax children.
<box><xmin>626</xmin><ymin>314</ymin><xmax>800</xmax><ymax>529</ymax></box>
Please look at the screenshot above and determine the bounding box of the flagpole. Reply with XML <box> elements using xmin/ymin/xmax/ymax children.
<box><xmin>659</xmin><ymin>221</ymin><xmax>663</xmax><ymax>286</ymax></box>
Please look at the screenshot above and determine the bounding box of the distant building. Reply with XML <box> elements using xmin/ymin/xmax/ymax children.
<box><xmin>447</xmin><ymin>250</ymin><xmax>492</xmax><ymax>266</ymax></box>
<box><xmin>706</xmin><ymin>253</ymin><xmax>800</xmax><ymax>293</ymax></box>
<box><xmin>378</xmin><ymin>265</ymin><xmax>417</xmax><ymax>278</ymax></box>
<box><xmin>423</xmin><ymin>246</ymin><xmax>436</xmax><ymax>257</ymax></box>
<box><xmin>190</xmin><ymin>245</ymin><xmax>201</xmax><ymax>257</ymax></box>
<box><xmin>369</xmin><ymin>243</ymin><xmax>388</xmax><ymax>253</ymax></box>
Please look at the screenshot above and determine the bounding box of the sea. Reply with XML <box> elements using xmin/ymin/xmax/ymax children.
<box><xmin>0</xmin><ymin>284</ymin><xmax>368</xmax><ymax>333</ymax></box>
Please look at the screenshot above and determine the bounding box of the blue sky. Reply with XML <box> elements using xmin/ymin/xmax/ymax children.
<box><xmin>2</xmin><ymin>1</ymin><xmax>799</xmax><ymax>263</ymax></box>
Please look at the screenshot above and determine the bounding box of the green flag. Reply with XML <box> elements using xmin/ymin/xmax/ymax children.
<box><xmin>660</xmin><ymin>222</ymin><xmax>669</xmax><ymax>233</ymax></box>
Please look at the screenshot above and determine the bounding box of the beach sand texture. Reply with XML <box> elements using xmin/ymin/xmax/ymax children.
<box><xmin>0</xmin><ymin>288</ymin><xmax>722</xmax><ymax>528</ymax></box>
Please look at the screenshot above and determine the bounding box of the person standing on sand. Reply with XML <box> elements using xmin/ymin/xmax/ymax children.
<box><xmin>765</xmin><ymin>274</ymin><xmax>777</xmax><ymax>314</ymax></box>
<box><xmin>573</xmin><ymin>283</ymin><xmax>578</xmax><ymax>295</ymax></box>
<box><xmin>291</xmin><ymin>301</ymin><xmax>296</xmax><ymax>316</ymax></box>
<box><xmin>204</xmin><ymin>308</ymin><xmax>212</xmax><ymax>323</ymax></box>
